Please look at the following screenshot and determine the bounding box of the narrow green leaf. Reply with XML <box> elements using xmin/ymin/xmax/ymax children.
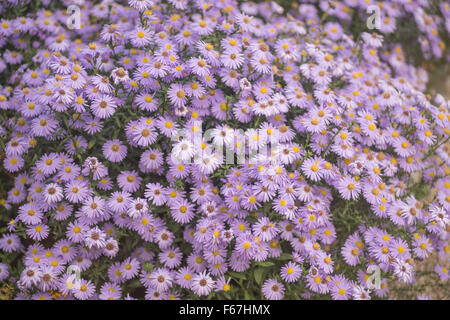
<box><xmin>254</xmin><ymin>267</ymin><xmax>266</xmax><ymax>285</ymax></box>
<box><xmin>88</xmin><ymin>140</ymin><xmax>95</xmax><ymax>150</ymax></box>
<box><xmin>279</xmin><ymin>253</ymin><xmax>292</xmax><ymax>260</ymax></box>
<box><xmin>228</xmin><ymin>271</ymin><xmax>247</xmax><ymax>280</ymax></box>
<box><xmin>255</xmin><ymin>261</ymin><xmax>275</xmax><ymax>267</ymax></box>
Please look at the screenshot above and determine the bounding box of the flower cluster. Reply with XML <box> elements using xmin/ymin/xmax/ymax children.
<box><xmin>309</xmin><ymin>0</ymin><xmax>450</xmax><ymax>61</ymax></box>
<box><xmin>0</xmin><ymin>0</ymin><xmax>449</xmax><ymax>300</ymax></box>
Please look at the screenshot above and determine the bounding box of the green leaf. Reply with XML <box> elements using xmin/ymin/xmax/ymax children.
<box><xmin>228</xmin><ymin>271</ymin><xmax>247</xmax><ymax>280</ymax></box>
<box><xmin>255</xmin><ymin>261</ymin><xmax>275</xmax><ymax>267</ymax></box>
<box><xmin>88</xmin><ymin>140</ymin><xmax>95</xmax><ymax>150</ymax></box>
<box><xmin>254</xmin><ymin>268</ymin><xmax>266</xmax><ymax>285</ymax></box>
<box><xmin>128</xmin><ymin>279</ymin><xmax>142</xmax><ymax>289</ymax></box>
<box><xmin>143</xmin><ymin>262</ymin><xmax>154</xmax><ymax>272</ymax></box>
<box><xmin>279</xmin><ymin>253</ymin><xmax>292</xmax><ymax>260</ymax></box>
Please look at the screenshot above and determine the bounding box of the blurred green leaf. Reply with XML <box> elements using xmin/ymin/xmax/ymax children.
<box><xmin>228</xmin><ymin>271</ymin><xmax>247</xmax><ymax>280</ymax></box>
<box><xmin>254</xmin><ymin>267</ymin><xmax>266</xmax><ymax>285</ymax></box>
<box><xmin>88</xmin><ymin>140</ymin><xmax>96</xmax><ymax>150</ymax></box>
<box><xmin>255</xmin><ymin>261</ymin><xmax>275</xmax><ymax>267</ymax></box>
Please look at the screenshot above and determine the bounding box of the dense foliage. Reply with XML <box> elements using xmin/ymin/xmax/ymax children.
<box><xmin>0</xmin><ymin>0</ymin><xmax>449</xmax><ymax>300</ymax></box>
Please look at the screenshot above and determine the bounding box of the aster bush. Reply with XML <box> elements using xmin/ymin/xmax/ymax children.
<box><xmin>0</xmin><ymin>0</ymin><xmax>449</xmax><ymax>300</ymax></box>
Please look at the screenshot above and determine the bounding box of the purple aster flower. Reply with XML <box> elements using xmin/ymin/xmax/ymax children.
<box><xmin>336</xmin><ymin>176</ymin><xmax>361</xmax><ymax>200</ymax></box>
<box><xmin>121</xmin><ymin>258</ymin><xmax>141</xmax><ymax>280</ymax></box>
<box><xmin>167</xmin><ymin>83</ymin><xmax>188</xmax><ymax>108</ymax></box>
<box><xmin>191</xmin><ymin>271</ymin><xmax>215</xmax><ymax>297</ymax></box>
<box><xmin>434</xmin><ymin>264</ymin><xmax>449</xmax><ymax>281</ymax></box>
<box><xmin>175</xmin><ymin>267</ymin><xmax>194</xmax><ymax>289</ymax></box>
<box><xmin>170</xmin><ymin>199</ymin><xmax>195</xmax><ymax>224</ymax></box>
<box><xmin>90</xmin><ymin>95</ymin><xmax>118</xmax><ymax>119</ymax></box>
<box><xmin>84</xmin><ymin>226</ymin><xmax>106</xmax><ymax>249</ymax></box>
<box><xmin>150</xmin><ymin>268</ymin><xmax>174</xmax><ymax>292</ymax></box>
<box><xmin>26</xmin><ymin>224</ymin><xmax>50</xmax><ymax>241</ymax></box>
<box><xmin>280</xmin><ymin>261</ymin><xmax>302</xmax><ymax>283</ymax></box>
<box><xmin>117</xmin><ymin>170</ymin><xmax>142</xmax><ymax>193</ymax></box>
<box><xmin>329</xmin><ymin>275</ymin><xmax>353</xmax><ymax>300</ymax></box>
<box><xmin>99</xmin><ymin>282</ymin><xmax>122</xmax><ymax>300</ymax></box>
<box><xmin>20</xmin><ymin>266</ymin><xmax>42</xmax><ymax>288</ymax></box>
<box><xmin>144</xmin><ymin>183</ymin><xmax>167</xmax><ymax>206</ymax></box>
<box><xmin>73</xmin><ymin>279</ymin><xmax>95</xmax><ymax>300</ymax></box>
<box><xmin>262</xmin><ymin>278</ymin><xmax>285</xmax><ymax>300</ymax></box>
<box><xmin>159</xmin><ymin>247</ymin><xmax>183</xmax><ymax>269</ymax></box>
<box><xmin>0</xmin><ymin>263</ymin><xmax>9</xmax><ymax>281</ymax></box>
<box><xmin>43</xmin><ymin>183</ymin><xmax>63</xmax><ymax>204</ymax></box>
<box><xmin>103</xmin><ymin>238</ymin><xmax>119</xmax><ymax>258</ymax></box>
<box><xmin>252</xmin><ymin>217</ymin><xmax>278</xmax><ymax>242</ymax></box>
<box><xmin>103</xmin><ymin>139</ymin><xmax>127</xmax><ymax>163</ymax></box>
<box><xmin>127</xmin><ymin>197</ymin><xmax>148</xmax><ymax>219</ymax></box>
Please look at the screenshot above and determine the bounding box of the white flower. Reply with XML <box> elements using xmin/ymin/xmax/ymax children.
<box><xmin>172</xmin><ymin>139</ymin><xmax>195</xmax><ymax>163</ymax></box>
